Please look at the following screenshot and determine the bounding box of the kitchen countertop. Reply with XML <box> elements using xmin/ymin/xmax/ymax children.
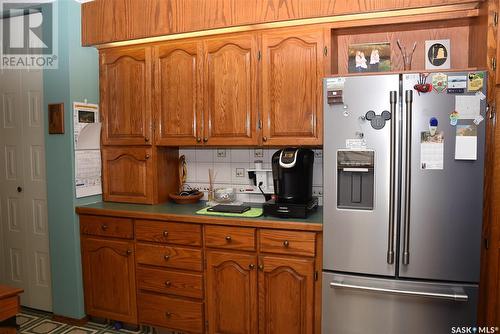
<box><xmin>76</xmin><ymin>201</ymin><xmax>323</xmax><ymax>231</ymax></box>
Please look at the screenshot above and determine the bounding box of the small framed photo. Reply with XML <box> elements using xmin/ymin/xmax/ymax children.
<box><xmin>48</xmin><ymin>103</ymin><xmax>64</xmax><ymax>134</ymax></box>
<box><xmin>425</xmin><ymin>39</ymin><xmax>450</xmax><ymax>70</ymax></box>
<box><xmin>348</xmin><ymin>42</ymin><xmax>391</xmax><ymax>73</ymax></box>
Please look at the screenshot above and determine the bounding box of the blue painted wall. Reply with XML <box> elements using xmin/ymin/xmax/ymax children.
<box><xmin>43</xmin><ymin>0</ymin><xmax>99</xmax><ymax>319</ymax></box>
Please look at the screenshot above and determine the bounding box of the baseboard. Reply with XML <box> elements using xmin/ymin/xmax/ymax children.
<box><xmin>52</xmin><ymin>314</ymin><xmax>88</xmax><ymax>326</ymax></box>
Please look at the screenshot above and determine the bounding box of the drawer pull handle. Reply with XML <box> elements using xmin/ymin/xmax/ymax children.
<box><xmin>283</xmin><ymin>240</ymin><xmax>290</xmax><ymax>248</ymax></box>
<box><xmin>249</xmin><ymin>264</ymin><xmax>255</xmax><ymax>270</ymax></box>
<box><xmin>165</xmin><ymin>281</ymin><xmax>171</xmax><ymax>287</ymax></box>
<box><xmin>165</xmin><ymin>312</ymin><xmax>172</xmax><ymax>318</ymax></box>
<box><xmin>164</xmin><ymin>255</ymin><xmax>170</xmax><ymax>261</ymax></box>
<box><xmin>101</xmin><ymin>224</ymin><xmax>108</xmax><ymax>231</ymax></box>
<box><xmin>225</xmin><ymin>235</ymin><xmax>232</xmax><ymax>242</ymax></box>
<box><xmin>163</xmin><ymin>231</ymin><xmax>169</xmax><ymax>237</ymax></box>
<box><xmin>126</xmin><ymin>250</ymin><xmax>132</xmax><ymax>256</ymax></box>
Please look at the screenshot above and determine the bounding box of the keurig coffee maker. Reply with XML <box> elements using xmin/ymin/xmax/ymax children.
<box><xmin>263</xmin><ymin>147</ymin><xmax>318</xmax><ymax>218</ymax></box>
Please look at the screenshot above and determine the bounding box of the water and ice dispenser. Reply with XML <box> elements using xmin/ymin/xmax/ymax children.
<box><xmin>337</xmin><ymin>150</ymin><xmax>375</xmax><ymax>210</ymax></box>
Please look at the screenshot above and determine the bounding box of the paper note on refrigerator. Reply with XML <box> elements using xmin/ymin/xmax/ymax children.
<box><xmin>455</xmin><ymin>95</ymin><xmax>480</xmax><ymax>119</ymax></box>
<box><xmin>455</xmin><ymin>125</ymin><xmax>477</xmax><ymax>160</ymax></box>
<box><xmin>420</xmin><ymin>131</ymin><xmax>444</xmax><ymax>170</ymax></box>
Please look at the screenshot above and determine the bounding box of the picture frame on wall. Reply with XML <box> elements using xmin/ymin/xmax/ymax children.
<box><xmin>348</xmin><ymin>42</ymin><xmax>391</xmax><ymax>73</ymax></box>
<box><xmin>425</xmin><ymin>39</ymin><xmax>450</xmax><ymax>70</ymax></box>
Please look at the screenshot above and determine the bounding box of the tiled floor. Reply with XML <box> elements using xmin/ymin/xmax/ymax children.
<box><xmin>16</xmin><ymin>308</ymin><xmax>154</xmax><ymax>334</ymax></box>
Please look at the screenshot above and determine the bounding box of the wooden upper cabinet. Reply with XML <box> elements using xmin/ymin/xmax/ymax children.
<box><xmin>154</xmin><ymin>41</ymin><xmax>202</xmax><ymax>146</ymax></box>
<box><xmin>261</xmin><ymin>28</ymin><xmax>324</xmax><ymax>146</ymax></box>
<box><xmin>259</xmin><ymin>256</ymin><xmax>315</xmax><ymax>334</ymax></box>
<box><xmin>101</xmin><ymin>147</ymin><xmax>154</xmax><ymax>204</ymax></box>
<box><xmin>206</xmin><ymin>251</ymin><xmax>258</xmax><ymax>334</ymax></box>
<box><xmin>100</xmin><ymin>47</ymin><xmax>152</xmax><ymax>146</ymax></box>
<box><xmin>203</xmin><ymin>34</ymin><xmax>259</xmax><ymax>146</ymax></box>
<box><xmin>82</xmin><ymin>0</ymin><xmax>129</xmax><ymax>45</ymax></box>
<box><xmin>81</xmin><ymin>237</ymin><xmax>137</xmax><ymax>324</ymax></box>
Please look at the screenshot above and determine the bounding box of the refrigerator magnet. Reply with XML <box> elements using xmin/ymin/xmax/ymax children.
<box><xmin>432</xmin><ymin>73</ymin><xmax>447</xmax><ymax>93</ymax></box>
<box><xmin>449</xmin><ymin>111</ymin><xmax>459</xmax><ymax>126</ymax></box>
<box><xmin>467</xmin><ymin>72</ymin><xmax>484</xmax><ymax>92</ymax></box>
<box><xmin>473</xmin><ymin>115</ymin><xmax>484</xmax><ymax>125</ymax></box>
<box><xmin>429</xmin><ymin>117</ymin><xmax>438</xmax><ymax>136</ymax></box>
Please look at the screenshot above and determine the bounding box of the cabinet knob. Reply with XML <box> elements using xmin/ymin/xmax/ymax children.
<box><xmin>203</xmin><ymin>137</ymin><xmax>208</xmax><ymax>143</ymax></box>
<box><xmin>165</xmin><ymin>281</ymin><xmax>171</xmax><ymax>287</ymax></box>
<box><xmin>126</xmin><ymin>249</ymin><xmax>132</xmax><ymax>256</ymax></box>
<box><xmin>263</xmin><ymin>136</ymin><xmax>268</xmax><ymax>142</ymax></box>
<box><xmin>17</xmin><ymin>186</ymin><xmax>22</xmax><ymax>193</ymax></box>
<box><xmin>225</xmin><ymin>235</ymin><xmax>232</xmax><ymax>242</ymax></box>
<box><xmin>164</xmin><ymin>255</ymin><xmax>170</xmax><ymax>261</ymax></box>
<box><xmin>283</xmin><ymin>240</ymin><xmax>290</xmax><ymax>248</ymax></box>
<box><xmin>258</xmin><ymin>264</ymin><xmax>264</xmax><ymax>271</ymax></box>
<box><xmin>145</xmin><ymin>137</ymin><xmax>150</xmax><ymax>142</ymax></box>
<box><xmin>249</xmin><ymin>264</ymin><xmax>255</xmax><ymax>270</ymax></box>
<box><xmin>101</xmin><ymin>224</ymin><xmax>108</xmax><ymax>231</ymax></box>
<box><xmin>165</xmin><ymin>312</ymin><xmax>172</xmax><ymax>318</ymax></box>
<box><xmin>145</xmin><ymin>154</ymin><xmax>150</xmax><ymax>159</ymax></box>
<box><xmin>196</xmin><ymin>137</ymin><xmax>202</xmax><ymax>143</ymax></box>
<box><xmin>163</xmin><ymin>231</ymin><xmax>169</xmax><ymax>237</ymax></box>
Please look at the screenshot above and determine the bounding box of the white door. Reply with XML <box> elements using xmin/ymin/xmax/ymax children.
<box><xmin>0</xmin><ymin>63</ymin><xmax>52</xmax><ymax>310</ymax></box>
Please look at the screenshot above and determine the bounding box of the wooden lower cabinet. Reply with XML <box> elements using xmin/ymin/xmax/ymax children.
<box><xmin>206</xmin><ymin>251</ymin><xmax>258</xmax><ymax>334</ymax></box>
<box><xmin>78</xmin><ymin>214</ymin><xmax>321</xmax><ymax>333</ymax></box>
<box><xmin>259</xmin><ymin>256</ymin><xmax>315</xmax><ymax>334</ymax></box>
<box><xmin>81</xmin><ymin>237</ymin><xmax>137</xmax><ymax>324</ymax></box>
<box><xmin>205</xmin><ymin>252</ymin><xmax>316</xmax><ymax>334</ymax></box>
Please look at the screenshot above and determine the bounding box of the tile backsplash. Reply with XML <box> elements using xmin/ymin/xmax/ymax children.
<box><xmin>179</xmin><ymin>148</ymin><xmax>323</xmax><ymax>205</ymax></box>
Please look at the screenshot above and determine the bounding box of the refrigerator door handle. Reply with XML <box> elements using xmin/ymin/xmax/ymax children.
<box><xmin>329</xmin><ymin>281</ymin><xmax>469</xmax><ymax>302</ymax></box>
<box><xmin>387</xmin><ymin>91</ymin><xmax>398</xmax><ymax>265</ymax></box>
<box><xmin>402</xmin><ymin>90</ymin><xmax>413</xmax><ymax>265</ymax></box>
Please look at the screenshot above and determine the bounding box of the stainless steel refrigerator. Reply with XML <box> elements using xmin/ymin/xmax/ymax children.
<box><xmin>322</xmin><ymin>72</ymin><xmax>487</xmax><ymax>333</ymax></box>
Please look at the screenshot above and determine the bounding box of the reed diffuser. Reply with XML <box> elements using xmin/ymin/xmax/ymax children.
<box><xmin>208</xmin><ymin>168</ymin><xmax>216</xmax><ymax>202</ymax></box>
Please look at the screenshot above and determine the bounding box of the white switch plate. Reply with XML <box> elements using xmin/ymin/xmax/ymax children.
<box><xmin>254</xmin><ymin>149</ymin><xmax>264</xmax><ymax>158</ymax></box>
<box><xmin>235</xmin><ymin>168</ymin><xmax>245</xmax><ymax>177</ymax></box>
<box><xmin>216</xmin><ymin>149</ymin><xmax>227</xmax><ymax>158</ymax></box>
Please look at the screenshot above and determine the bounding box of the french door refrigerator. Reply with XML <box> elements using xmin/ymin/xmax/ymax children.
<box><xmin>322</xmin><ymin>72</ymin><xmax>487</xmax><ymax>334</ymax></box>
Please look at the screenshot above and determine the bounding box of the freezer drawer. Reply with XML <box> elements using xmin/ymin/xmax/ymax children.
<box><xmin>322</xmin><ymin>272</ymin><xmax>478</xmax><ymax>334</ymax></box>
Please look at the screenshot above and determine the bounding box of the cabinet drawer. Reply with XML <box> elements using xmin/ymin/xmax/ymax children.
<box><xmin>137</xmin><ymin>267</ymin><xmax>203</xmax><ymax>299</ymax></box>
<box><xmin>138</xmin><ymin>293</ymin><xmax>203</xmax><ymax>334</ymax></box>
<box><xmin>205</xmin><ymin>225</ymin><xmax>256</xmax><ymax>251</ymax></box>
<box><xmin>136</xmin><ymin>220</ymin><xmax>201</xmax><ymax>246</ymax></box>
<box><xmin>259</xmin><ymin>230</ymin><xmax>316</xmax><ymax>257</ymax></box>
<box><xmin>136</xmin><ymin>243</ymin><xmax>202</xmax><ymax>271</ymax></box>
<box><xmin>80</xmin><ymin>215</ymin><xmax>133</xmax><ymax>239</ymax></box>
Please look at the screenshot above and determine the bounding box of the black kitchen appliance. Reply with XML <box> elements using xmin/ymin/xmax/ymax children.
<box><xmin>263</xmin><ymin>148</ymin><xmax>318</xmax><ymax>218</ymax></box>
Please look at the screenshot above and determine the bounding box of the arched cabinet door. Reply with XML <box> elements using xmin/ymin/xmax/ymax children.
<box><xmin>203</xmin><ymin>34</ymin><xmax>259</xmax><ymax>146</ymax></box>
<box><xmin>154</xmin><ymin>40</ymin><xmax>202</xmax><ymax>146</ymax></box>
<box><xmin>100</xmin><ymin>46</ymin><xmax>152</xmax><ymax>145</ymax></box>
<box><xmin>206</xmin><ymin>251</ymin><xmax>258</xmax><ymax>334</ymax></box>
<box><xmin>261</xmin><ymin>28</ymin><xmax>324</xmax><ymax>146</ymax></box>
<box><xmin>258</xmin><ymin>256</ymin><xmax>315</xmax><ymax>334</ymax></box>
<box><xmin>101</xmin><ymin>147</ymin><xmax>154</xmax><ymax>204</ymax></box>
<box><xmin>81</xmin><ymin>237</ymin><xmax>137</xmax><ymax>323</ymax></box>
